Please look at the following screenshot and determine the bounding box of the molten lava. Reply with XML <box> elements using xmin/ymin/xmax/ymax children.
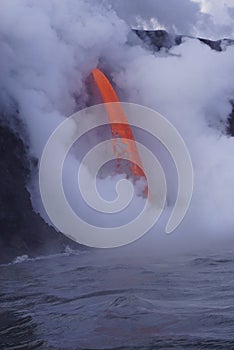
<box><xmin>91</xmin><ymin>68</ymin><xmax>146</xmax><ymax>180</ymax></box>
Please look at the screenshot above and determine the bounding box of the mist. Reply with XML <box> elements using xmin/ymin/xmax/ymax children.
<box><xmin>0</xmin><ymin>0</ymin><xmax>234</xmax><ymax>254</ymax></box>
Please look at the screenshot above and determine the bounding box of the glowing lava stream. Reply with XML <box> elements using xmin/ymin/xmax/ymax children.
<box><xmin>91</xmin><ymin>68</ymin><xmax>147</xmax><ymax>190</ymax></box>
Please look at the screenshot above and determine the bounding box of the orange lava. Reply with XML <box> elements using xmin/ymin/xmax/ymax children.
<box><xmin>91</xmin><ymin>68</ymin><xmax>145</xmax><ymax>179</ymax></box>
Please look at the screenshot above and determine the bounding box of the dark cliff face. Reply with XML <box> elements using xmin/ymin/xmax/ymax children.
<box><xmin>134</xmin><ymin>29</ymin><xmax>234</xmax><ymax>52</ymax></box>
<box><xmin>227</xmin><ymin>102</ymin><xmax>234</xmax><ymax>136</ymax></box>
<box><xmin>0</xmin><ymin>124</ymin><xmax>77</xmax><ymax>263</ymax></box>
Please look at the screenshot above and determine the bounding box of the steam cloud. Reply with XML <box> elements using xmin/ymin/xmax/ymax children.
<box><xmin>0</xmin><ymin>0</ymin><xmax>234</xmax><ymax>249</ymax></box>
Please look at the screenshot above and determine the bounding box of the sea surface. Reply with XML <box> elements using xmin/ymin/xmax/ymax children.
<box><xmin>1</xmin><ymin>245</ymin><xmax>234</xmax><ymax>350</ymax></box>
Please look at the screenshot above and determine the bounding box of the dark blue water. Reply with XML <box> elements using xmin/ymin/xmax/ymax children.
<box><xmin>1</xmin><ymin>247</ymin><xmax>234</xmax><ymax>349</ymax></box>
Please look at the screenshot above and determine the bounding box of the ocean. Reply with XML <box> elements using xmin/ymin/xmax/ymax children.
<box><xmin>1</xmin><ymin>245</ymin><xmax>234</xmax><ymax>349</ymax></box>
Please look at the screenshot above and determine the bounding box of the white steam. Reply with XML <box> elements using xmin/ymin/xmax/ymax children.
<box><xmin>0</xmin><ymin>0</ymin><xmax>128</xmax><ymax>155</ymax></box>
<box><xmin>0</xmin><ymin>0</ymin><xmax>234</xmax><ymax>249</ymax></box>
<box><xmin>104</xmin><ymin>0</ymin><xmax>203</xmax><ymax>34</ymax></box>
<box><xmin>105</xmin><ymin>0</ymin><xmax>234</xmax><ymax>38</ymax></box>
<box><xmin>194</xmin><ymin>0</ymin><xmax>234</xmax><ymax>38</ymax></box>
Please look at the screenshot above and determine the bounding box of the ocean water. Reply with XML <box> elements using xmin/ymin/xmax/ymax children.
<box><xmin>1</xmin><ymin>246</ymin><xmax>234</xmax><ymax>350</ymax></box>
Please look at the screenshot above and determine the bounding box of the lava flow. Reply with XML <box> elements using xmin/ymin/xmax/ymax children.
<box><xmin>91</xmin><ymin>68</ymin><xmax>147</xmax><ymax>188</ymax></box>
